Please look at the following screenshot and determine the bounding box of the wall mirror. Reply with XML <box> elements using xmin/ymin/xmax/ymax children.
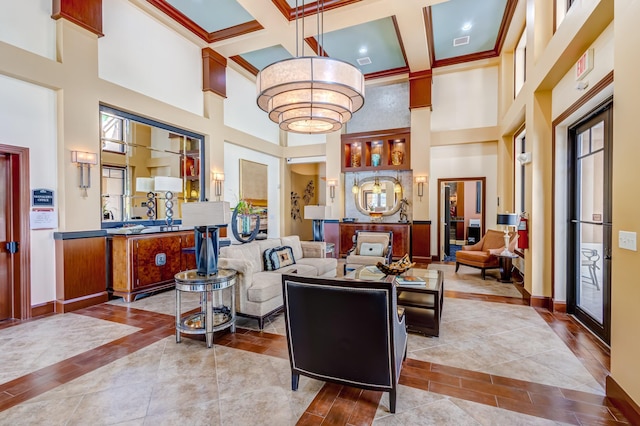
<box><xmin>354</xmin><ymin>176</ymin><xmax>403</xmax><ymax>216</ymax></box>
<box><xmin>100</xmin><ymin>106</ymin><xmax>204</xmax><ymax>226</ymax></box>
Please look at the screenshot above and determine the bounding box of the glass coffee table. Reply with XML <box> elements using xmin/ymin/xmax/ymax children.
<box><xmin>346</xmin><ymin>266</ymin><xmax>444</xmax><ymax>337</ymax></box>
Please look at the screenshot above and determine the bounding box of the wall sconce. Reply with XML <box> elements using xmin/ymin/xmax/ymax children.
<box><xmin>213</xmin><ymin>172</ymin><xmax>225</xmax><ymax>201</ymax></box>
<box><xmin>327</xmin><ymin>179</ymin><xmax>337</xmax><ymax>202</ymax></box>
<box><xmin>154</xmin><ymin>176</ymin><xmax>183</xmax><ymax>231</ymax></box>
<box><xmin>71</xmin><ymin>150</ymin><xmax>98</xmax><ymax>196</ymax></box>
<box><xmin>415</xmin><ymin>176</ymin><xmax>427</xmax><ymax>201</ymax></box>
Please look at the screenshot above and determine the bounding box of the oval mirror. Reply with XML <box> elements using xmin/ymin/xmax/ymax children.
<box><xmin>354</xmin><ymin>176</ymin><xmax>403</xmax><ymax>216</ymax></box>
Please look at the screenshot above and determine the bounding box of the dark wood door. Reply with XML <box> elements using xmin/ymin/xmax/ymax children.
<box><xmin>0</xmin><ymin>155</ymin><xmax>11</xmax><ymax>320</ymax></box>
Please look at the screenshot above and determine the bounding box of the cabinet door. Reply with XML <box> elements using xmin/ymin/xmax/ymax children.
<box><xmin>181</xmin><ymin>233</ymin><xmax>197</xmax><ymax>271</ymax></box>
<box><xmin>134</xmin><ymin>236</ymin><xmax>182</xmax><ymax>288</ymax></box>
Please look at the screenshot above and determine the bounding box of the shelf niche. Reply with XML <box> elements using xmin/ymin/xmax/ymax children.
<box><xmin>341</xmin><ymin>127</ymin><xmax>411</xmax><ymax>172</ymax></box>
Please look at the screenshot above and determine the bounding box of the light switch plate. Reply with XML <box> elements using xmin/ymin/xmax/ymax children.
<box><xmin>619</xmin><ymin>231</ymin><xmax>637</xmax><ymax>251</ymax></box>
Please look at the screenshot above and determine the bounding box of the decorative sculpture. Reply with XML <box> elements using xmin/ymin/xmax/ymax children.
<box><xmin>399</xmin><ymin>198</ymin><xmax>409</xmax><ymax>223</ymax></box>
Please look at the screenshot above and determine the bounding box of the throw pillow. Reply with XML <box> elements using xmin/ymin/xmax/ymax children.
<box><xmin>359</xmin><ymin>242</ymin><xmax>384</xmax><ymax>257</ymax></box>
<box><xmin>263</xmin><ymin>246</ymin><xmax>296</xmax><ymax>271</ymax></box>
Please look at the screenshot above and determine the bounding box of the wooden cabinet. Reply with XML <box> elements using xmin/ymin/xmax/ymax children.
<box><xmin>109</xmin><ymin>230</ymin><xmax>196</xmax><ymax>302</ymax></box>
<box><xmin>338</xmin><ymin>222</ymin><xmax>411</xmax><ymax>260</ymax></box>
<box><xmin>341</xmin><ymin>127</ymin><xmax>411</xmax><ymax>172</ymax></box>
<box><xmin>411</xmin><ymin>221</ymin><xmax>432</xmax><ymax>263</ymax></box>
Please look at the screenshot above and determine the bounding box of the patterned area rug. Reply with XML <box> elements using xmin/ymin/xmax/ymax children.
<box><xmin>443</xmin><ymin>244</ymin><xmax>462</xmax><ymax>262</ymax></box>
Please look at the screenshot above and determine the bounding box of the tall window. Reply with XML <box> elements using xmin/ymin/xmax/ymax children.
<box><xmin>514</xmin><ymin>30</ymin><xmax>526</xmax><ymax>97</ymax></box>
<box><xmin>514</xmin><ymin>130</ymin><xmax>526</xmax><ymax>214</ymax></box>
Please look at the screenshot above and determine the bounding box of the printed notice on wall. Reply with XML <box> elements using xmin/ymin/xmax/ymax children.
<box><xmin>30</xmin><ymin>208</ymin><xmax>57</xmax><ymax>230</ymax></box>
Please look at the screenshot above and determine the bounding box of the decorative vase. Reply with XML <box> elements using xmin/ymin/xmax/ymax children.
<box><xmin>371</xmin><ymin>153</ymin><xmax>381</xmax><ymax>167</ymax></box>
<box><xmin>391</xmin><ymin>150</ymin><xmax>404</xmax><ymax>165</ymax></box>
<box><xmin>242</xmin><ymin>215</ymin><xmax>251</xmax><ymax>235</ymax></box>
<box><xmin>352</xmin><ymin>152</ymin><xmax>361</xmax><ymax>167</ymax></box>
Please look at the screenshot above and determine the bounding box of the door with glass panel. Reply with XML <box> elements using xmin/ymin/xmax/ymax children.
<box><xmin>568</xmin><ymin>102</ymin><xmax>612</xmax><ymax>344</ymax></box>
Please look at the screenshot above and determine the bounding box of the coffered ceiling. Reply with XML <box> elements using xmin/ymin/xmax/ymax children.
<box><xmin>144</xmin><ymin>0</ymin><xmax>516</xmax><ymax>80</ymax></box>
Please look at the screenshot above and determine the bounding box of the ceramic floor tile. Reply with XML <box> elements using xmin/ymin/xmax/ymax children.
<box><xmin>451</xmin><ymin>398</ymin><xmax>573</xmax><ymax>426</ymax></box>
<box><xmin>374</xmin><ymin>397</ymin><xmax>482</xmax><ymax>425</ymax></box>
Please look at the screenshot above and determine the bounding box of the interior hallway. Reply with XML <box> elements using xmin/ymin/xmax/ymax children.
<box><xmin>0</xmin><ymin>264</ymin><xmax>627</xmax><ymax>425</ymax></box>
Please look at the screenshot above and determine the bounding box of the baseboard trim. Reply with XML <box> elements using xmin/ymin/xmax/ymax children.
<box><xmin>530</xmin><ymin>296</ymin><xmax>553</xmax><ymax>310</ymax></box>
<box><xmin>606</xmin><ymin>375</ymin><xmax>640</xmax><ymax>425</ymax></box>
<box><xmin>31</xmin><ymin>301</ymin><xmax>55</xmax><ymax>317</ymax></box>
<box><xmin>55</xmin><ymin>292</ymin><xmax>109</xmax><ymax>313</ymax></box>
<box><xmin>553</xmin><ymin>301</ymin><xmax>567</xmax><ymax>313</ymax></box>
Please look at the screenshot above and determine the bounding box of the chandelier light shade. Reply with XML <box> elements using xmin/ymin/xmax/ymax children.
<box><xmin>256</xmin><ymin>0</ymin><xmax>365</xmax><ymax>134</ymax></box>
<box><xmin>257</xmin><ymin>57</ymin><xmax>365</xmax><ymax>133</ymax></box>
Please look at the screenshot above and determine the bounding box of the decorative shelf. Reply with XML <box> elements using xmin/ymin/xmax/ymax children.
<box><xmin>341</xmin><ymin>127</ymin><xmax>411</xmax><ymax>172</ymax></box>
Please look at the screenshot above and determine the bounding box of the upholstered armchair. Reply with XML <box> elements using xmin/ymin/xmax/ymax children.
<box><xmin>281</xmin><ymin>274</ymin><xmax>407</xmax><ymax>413</ymax></box>
<box><xmin>455</xmin><ymin>229</ymin><xmax>517</xmax><ymax>279</ymax></box>
<box><xmin>345</xmin><ymin>230</ymin><xmax>393</xmax><ymax>273</ymax></box>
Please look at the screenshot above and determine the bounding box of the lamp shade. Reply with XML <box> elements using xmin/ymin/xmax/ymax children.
<box><xmin>497</xmin><ymin>213</ymin><xmax>518</xmax><ymax>226</ymax></box>
<box><xmin>154</xmin><ymin>176</ymin><xmax>182</xmax><ymax>193</ymax></box>
<box><xmin>181</xmin><ymin>201</ymin><xmax>231</xmax><ymax>227</ymax></box>
<box><xmin>135</xmin><ymin>177</ymin><xmax>154</xmax><ymax>193</ymax></box>
<box><xmin>304</xmin><ymin>205</ymin><xmax>331</xmax><ymax>220</ymax></box>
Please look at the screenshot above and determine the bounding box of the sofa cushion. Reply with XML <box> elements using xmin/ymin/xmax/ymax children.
<box><xmin>220</xmin><ymin>242</ymin><xmax>263</xmax><ymax>273</ymax></box>
<box><xmin>247</xmin><ymin>265</ymin><xmax>317</xmax><ymax>303</ymax></box>
<box><xmin>280</xmin><ymin>236</ymin><xmax>303</xmax><ymax>260</ymax></box>
<box><xmin>264</xmin><ymin>246</ymin><xmax>296</xmax><ymax>271</ymax></box>
<box><xmin>297</xmin><ymin>257</ymin><xmax>338</xmax><ymax>276</ymax></box>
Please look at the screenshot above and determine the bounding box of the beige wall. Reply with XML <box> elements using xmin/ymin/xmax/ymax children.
<box><xmin>611</xmin><ymin>0</ymin><xmax>640</xmax><ymax>405</ymax></box>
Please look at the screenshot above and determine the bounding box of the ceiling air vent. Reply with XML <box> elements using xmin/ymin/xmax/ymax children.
<box><xmin>453</xmin><ymin>36</ymin><xmax>470</xmax><ymax>47</ymax></box>
<box><xmin>357</xmin><ymin>57</ymin><xmax>372</xmax><ymax>66</ymax></box>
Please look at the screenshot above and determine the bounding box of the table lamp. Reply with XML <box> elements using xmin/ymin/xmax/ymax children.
<box><xmin>496</xmin><ymin>213</ymin><xmax>518</xmax><ymax>256</ymax></box>
<box><xmin>154</xmin><ymin>176</ymin><xmax>183</xmax><ymax>230</ymax></box>
<box><xmin>304</xmin><ymin>205</ymin><xmax>331</xmax><ymax>241</ymax></box>
<box><xmin>182</xmin><ymin>201</ymin><xmax>231</xmax><ymax>275</ymax></box>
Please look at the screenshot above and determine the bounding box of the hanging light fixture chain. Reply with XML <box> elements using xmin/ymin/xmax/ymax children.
<box><xmin>295</xmin><ymin>0</ymin><xmax>299</xmax><ymax>57</ymax></box>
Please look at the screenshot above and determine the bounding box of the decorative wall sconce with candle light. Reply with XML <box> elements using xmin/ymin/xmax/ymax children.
<box><xmin>212</xmin><ymin>172</ymin><xmax>225</xmax><ymax>201</ymax></box>
<box><xmin>327</xmin><ymin>179</ymin><xmax>337</xmax><ymax>202</ymax></box>
<box><xmin>71</xmin><ymin>150</ymin><xmax>98</xmax><ymax>196</ymax></box>
<box><xmin>415</xmin><ymin>176</ymin><xmax>427</xmax><ymax>201</ymax></box>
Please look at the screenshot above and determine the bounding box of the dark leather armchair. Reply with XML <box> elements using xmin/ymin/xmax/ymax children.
<box><xmin>281</xmin><ymin>274</ymin><xmax>407</xmax><ymax>413</ymax></box>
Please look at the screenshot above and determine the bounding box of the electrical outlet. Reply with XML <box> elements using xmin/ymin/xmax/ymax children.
<box><xmin>619</xmin><ymin>231</ymin><xmax>637</xmax><ymax>251</ymax></box>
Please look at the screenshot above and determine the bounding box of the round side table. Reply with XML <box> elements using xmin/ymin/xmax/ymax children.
<box><xmin>174</xmin><ymin>268</ymin><xmax>237</xmax><ymax>348</ymax></box>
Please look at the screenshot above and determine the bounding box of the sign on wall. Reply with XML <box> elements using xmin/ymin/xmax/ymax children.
<box><xmin>32</xmin><ymin>188</ymin><xmax>54</xmax><ymax>207</ymax></box>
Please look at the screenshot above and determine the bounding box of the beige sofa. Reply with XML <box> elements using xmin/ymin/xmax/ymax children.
<box><xmin>218</xmin><ymin>235</ymin><xmax>337</xmax><ymax>329</ymax></box>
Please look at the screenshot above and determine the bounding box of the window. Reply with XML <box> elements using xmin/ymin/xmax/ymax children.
<box><xmin>514</xmin><ymin>129</ymin><xmax>526</xmax><ymax>214</ymax></box>
<box><xmin>101</xmin><ymin>113</ymin><xmax>126</xmax><ymax>153</ymax></box>
<box><xmin>514</xmin><ymin>30</ymin><xmax>526</xmax><ymax>98</ymax></box>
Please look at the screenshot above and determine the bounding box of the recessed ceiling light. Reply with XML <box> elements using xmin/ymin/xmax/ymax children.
<box><xmin>359</xmin><ymin>46</ymin><xmax>368</xmax><ymax>55</ymax></box>
<box><xmin>462</xmin><ymin>22</ymin><xmax>472</xmax><ymax>31</ymax></box>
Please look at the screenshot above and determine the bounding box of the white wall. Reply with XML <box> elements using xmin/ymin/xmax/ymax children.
<box><xmin>0</xmin><ymin>74</ymin><xmax>58</xmax><ymax>305</ymax></box>
<box><xmin>429</xmin><ymin>142</ymin><xmax>498</xmax><ymax>255</ymax></box>
<box><xmin>0</xmin><ymin>0</ymin><xmax>56</xmax><ymax>60</ymax></box>
<box><xmin>223</xmin><ymin>142</ymin><xmax>281</xmax><ymax>238</ymax></box>
<box><xmin>224</xmin><ymin>67</ymin><xmax>280</xmax><ymax>144</ymax></box>
<box><xmin>98</xmin><ymin>0</ymin><xmax>203</xmax><ymax>115</ymax></box>
<box><xmin>287</xmin><ymin>132</ymin><xmax>327</xmax><ymax>147</ymax></box>
<box><xmin>431</xmin><ymin>67</ymin><xmax>499</xmax><ymax>131</ymax></box>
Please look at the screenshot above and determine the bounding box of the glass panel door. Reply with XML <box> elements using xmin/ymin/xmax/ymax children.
<box><xmin>569</xmin><ymin>103</ymin><xmax>612</xmax><ymax>344</ymax></box>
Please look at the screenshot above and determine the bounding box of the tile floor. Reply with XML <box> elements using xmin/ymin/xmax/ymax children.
<box><xmin>0</xmin><ymin>264</ymin><xmax>627</xmax><ymax>425</ymax></box>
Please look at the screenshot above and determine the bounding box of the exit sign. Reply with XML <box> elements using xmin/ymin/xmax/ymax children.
<box><xmin>576</xmin><ymin>49</ymin><xmax>594</xmax><ymax>81</ymax></box>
